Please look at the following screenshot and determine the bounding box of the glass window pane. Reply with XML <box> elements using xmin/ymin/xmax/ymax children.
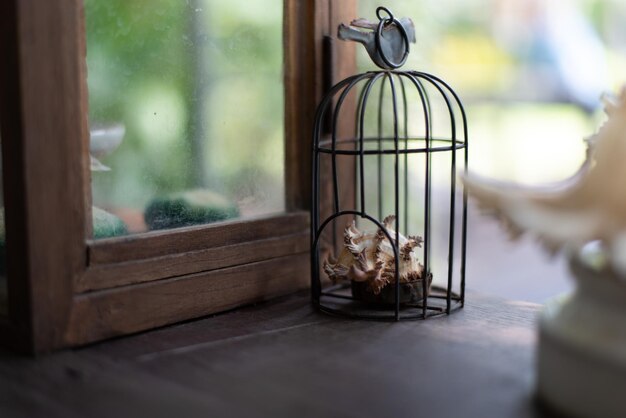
<box><xmin>86</xmin><ymin>0</ymin><xmax>284</xmax><ymax>238</ymax></box>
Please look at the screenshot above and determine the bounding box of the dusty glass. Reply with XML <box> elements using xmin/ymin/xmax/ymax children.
<box><xmin>86</xmin><ymin>0</ymin><xmax>284</xmax><ymax>238</ymax></box>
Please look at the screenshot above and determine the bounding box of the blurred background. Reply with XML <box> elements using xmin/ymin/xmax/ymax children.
<box><xmin>358</xmin><ymin>0</ymin><xmax>626</xmax><ymax>184</ymax></box>
<box><xmin>356</xmin><ymin>0</ymin><xmax>626</xmax><ymax>301</ymax></box>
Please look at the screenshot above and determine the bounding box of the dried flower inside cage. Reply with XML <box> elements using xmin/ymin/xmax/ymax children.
<box><xmin>323</xmin><ymin>215</ymin><xmax>432</xmax><ymax>304</ymax></box>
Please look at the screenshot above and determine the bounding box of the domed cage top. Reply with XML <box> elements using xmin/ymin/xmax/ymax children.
<box><xmin>311</xmin><ymin>7</ymin><xmax>468</xmax><ymax>320</ymax></box>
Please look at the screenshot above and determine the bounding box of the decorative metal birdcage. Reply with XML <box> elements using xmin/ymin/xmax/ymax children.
<box><xmin>311</xmin><ymin>7</ymin><xmax>468</xmax><ymax>320</ymax></box>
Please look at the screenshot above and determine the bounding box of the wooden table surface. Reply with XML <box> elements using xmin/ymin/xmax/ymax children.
<box><xmin>0</xmin><ymin>292</ymin><xmax>553</xmax><ymax>418</ymax></box>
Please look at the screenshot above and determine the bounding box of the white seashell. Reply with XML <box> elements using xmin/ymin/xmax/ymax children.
<box><xmin>323</xmin><ymin>215</ymin><xmax>425</xmax><ymax>295</ymax></box>
<box><xmin>462</xmin><ymin>86</ymin><xmax>626</xmax><ymax>274</ymax></box>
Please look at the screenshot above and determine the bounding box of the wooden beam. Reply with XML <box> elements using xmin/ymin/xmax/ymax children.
<box><xmin>284</xmin><ymin>0</ymin><xmax>318</xmax><ymax>212</ymax></box>
<box><xmin>88</xmin><ymin>212</ymin><xmax>308</xmax><ymax>264</ymax></box>
<box><xmin>66</xmin><ymin>253</ymin><xmax>310</xmax><ymax>346</ymax></box>
<box><xmin>81</xmin><ymin>232</ymin><xmax>309</xmax><ymax>292</ymax></box>
<box><xmin>283</xmin><ymin>0</ymin><xmax>356</xmax><ymax>214</ymax></box>
<box><xmin>0</xmin><ymin>0</ymin><xmax>32</xmax><ymax>352</ymax></box>
<box><xmin>0</xmin><ymin>0</ymin><xmax>89</xmax><ymax>352</ymax></box>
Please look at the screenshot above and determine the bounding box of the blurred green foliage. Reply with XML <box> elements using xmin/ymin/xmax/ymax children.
<box><xmin>144</xmin><ymin>189</ymin><xmax>239</xmax><ymax>230</ymax></box>
<box><xmin>86</xmin><ymin>0</ymin><xmax>284</xmax><ymax>220</ymax></box>
<box><xmin>92</xmin><ymin>206</ymin><xmax>128</xmax><ymax>238</ymax></box>
<box><xmin>87</xmin><ymin>0</ymin><xmax>192</xmax><ymax>203</ymax></box>
<box><xmin>358</xmin><ymin>0</ymin><xmax>626</xmax><ymax>97</ymax></box>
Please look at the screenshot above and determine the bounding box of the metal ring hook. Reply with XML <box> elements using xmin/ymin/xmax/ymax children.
<box><xmin>374</xmin><ymin>8</ymin><xmax>410</xmax><ymax>69</ymax></box>
<box><xmin>376</xmin><ymin>6</ymin><xmax>394</xmax><ymax>23</ymax></box>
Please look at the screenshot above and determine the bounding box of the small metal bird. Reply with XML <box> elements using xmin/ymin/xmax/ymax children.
<box><xmin>338</xmin><ymin>12</ymin><xmax>416</xmax><ymax>69</ymax></box>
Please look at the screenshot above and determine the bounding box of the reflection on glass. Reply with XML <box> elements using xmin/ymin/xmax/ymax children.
<box><xmin>86</xmin><ymin>0</ymin><xmax>284</xmax><ymax>237</ymax></box>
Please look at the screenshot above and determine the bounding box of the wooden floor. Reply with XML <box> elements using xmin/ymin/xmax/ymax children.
<box><xmin>0</xmin><ymin>291</ymin><xmax>555</xmax><ymax>418</ymax></box>
<box><xmin>0</xmin><ymin>211</ymin><xmax>566</xmax><ymax>417</ymax></box>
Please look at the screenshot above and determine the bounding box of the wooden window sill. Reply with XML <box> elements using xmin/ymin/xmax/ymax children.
<box><xmin>0</xmin><ymin>291</ymin><xmax>543</xmax><ymax>417</ymax></box>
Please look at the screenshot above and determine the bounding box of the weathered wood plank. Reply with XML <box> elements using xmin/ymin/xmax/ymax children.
<box><xmin>80</xmin><ymin>232</ymin><xmax>310</xmax><ymax>292</ymax></box>
<box><xmin>88</xmin><ymin>211</ymin><xmax>309</xmax><ymax>264</ymax></box>
<box><xmin>113</xmin><ymin>294</ymin><xmax>543</xmax><ymax>418</ymax></box>
<box><xmin>86</xmin><ymin>291</ymin><xmax>326</xmax><ymax>360</ymax></box>
<box><xmin>284</xmin><ymin>0</ymin><xmax>317</xmax><ymax>211</ymax></box>
<box><xmin>284</xmin><ymin>0</ymin><xmax>356</xmax><ymax>214</ymax></box>
<box><xmin>0</xmin><ymin>0</ymin><xmax>88</xmax><ymax>352</ymax></box>
<box><xmin>0</xmin><ymin>293</ymin><xmax>545</xmax><ymax>417</ymax></box>
<box><xmin>65</xmin><ymin>253</ymin><xmax>310</xmax><ymax>346</ymax></box>
<box><xmin>0</xmin><ymin>348</ymin><xmax>229</xmax><ymax>418</ymax></box>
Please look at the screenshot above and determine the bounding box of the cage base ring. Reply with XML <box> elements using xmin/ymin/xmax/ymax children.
<box><xmin>315</xmin><ymin>284</ymin><xmax>463</xmax><ymax>321</ymax></box>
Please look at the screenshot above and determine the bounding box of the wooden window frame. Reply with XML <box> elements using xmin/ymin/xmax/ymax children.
<box><xmin>0</xmin><ymin>0</ymin><xmax>355</xmax><ymax>353</ymax></box>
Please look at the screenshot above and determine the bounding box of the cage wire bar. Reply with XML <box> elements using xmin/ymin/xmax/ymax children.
<box><xmin>311</xmin><ymin>7</ymin><xmax>468</xmax><ymax>320</ymax></box>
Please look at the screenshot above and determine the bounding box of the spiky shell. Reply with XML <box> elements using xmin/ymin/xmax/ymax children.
<box><xmin>323</xmin><ymin>215</ymin><xmax>425</xmax><ymax>294</ymax></box>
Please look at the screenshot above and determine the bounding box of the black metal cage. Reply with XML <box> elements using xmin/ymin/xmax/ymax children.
<box><xmin>311</xmin><ymin>8</ymin><xmax>469</xmax><ymax>320</ymax></box>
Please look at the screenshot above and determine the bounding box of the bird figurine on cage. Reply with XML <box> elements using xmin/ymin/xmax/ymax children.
<box><xmin>338</xmin><ymin>10</ymin><xmax>416</xmax><ymax>70</ymax></box>
<box><xmin>311</xmin><ymin>7</ymin><xmax>468</xmax><ymax>319</ymax></box>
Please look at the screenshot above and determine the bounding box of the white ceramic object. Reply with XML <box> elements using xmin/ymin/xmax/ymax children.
<box><xmin>537</xmin><ymin>247</ymin><xmax>626</xmax><ymax>418</ymax></box>
<box><xmin>89</xmin><ymin>123</ymin><xmax>125</xmax><ymax>172</ymax></box>
<box><xmin>90</xmin><ymin>123</ymin><xmax>125</xmax><ymax>158</ymax></box>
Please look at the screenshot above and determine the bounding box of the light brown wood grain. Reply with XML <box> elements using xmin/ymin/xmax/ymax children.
<box><xmin>88</xmin><ymin>212</ymin><xmax>309</xmax><ymax>264</ymax></box>
<box><xmin>81</xmin><ymin>232</ymin><xmax>309</xmax><ymax>291</ymax></box>
<box><xmin>66</xmin><ymin>253</ymin><xmax>310</xmax><ymax>346</ymax></box>
<box><xmin>0</xmin><ymin>293</ymin><xmax>542</xmax><ymax>418</ymax></box>
<box><xmin>284</xmin><ymin>0</ymin><xmax>355</xmax><ymax>215</ymax></box>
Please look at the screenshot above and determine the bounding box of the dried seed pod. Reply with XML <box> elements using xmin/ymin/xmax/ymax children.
<box><xmin>323</xmin><ymin>216</ymin><xmax>425</xmax><ymax>294</ymax></box>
